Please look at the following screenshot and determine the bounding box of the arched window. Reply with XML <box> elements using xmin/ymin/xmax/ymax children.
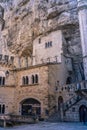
<box><xmin>50</xmin><ymin>41</ymin><xmax>52</xmax><ymax>46</ymax></box>
<box><xmin>32</xmin><ymin>75</ymin><xmax>34</xmax><ymax>84</ymax></box>
<box><xmin>2</xmin><ymin>104</ymin><xmax>5</xmax><ymax>114</ymax></box>
<box><xmin>0</xmin><ymin>104</ymin><xmax>5</xmax><ymax>114</ymax></box>
<box><xmin>2</xmin><ymin>77</ymin><xmax>5</xmax><ymax>86</ymax></box>
<box><xmin>45</xmin><ymin>43</ymin><xmax>48</xmax><ymax>48</ymax></box>
<box><xmin>48</xmin><ymin>42</ymin><xmax>50</xmax><ymax>47</ymax></box>
<box><xmin>35</xmin><ymin>74</ymin><xmax>38</xmax><ymax>83</ymax></box>
<box><xmin>26</xmin><ymin>76</ymin><xmax>29</xmax><ymax>84</ymax></box>
<box><xmin>22</xmin><ymin>77</ymin><xmax>26</xmax><ymax>85</ymax></box>
<box><xmin>0</xmin><ymin>77</ymin><xmax>5</xmax><ymax>86</ymax></box>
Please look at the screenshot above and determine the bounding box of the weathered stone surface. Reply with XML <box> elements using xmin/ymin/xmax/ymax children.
<box><xmin>0</xmin><ymin>0</ymin><xmax>79</xmax><ymax>56</ymax></box>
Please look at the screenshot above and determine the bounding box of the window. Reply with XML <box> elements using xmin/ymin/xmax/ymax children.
<box><xmin>22</xmin><ymin>76</ymin><xmax>29</xmax><ymax>85</ymax></box>
<box><xmin>35</xmin><ymin>74</ymin><xmax>38</xmax><ymax>83</ymax></box>
<box><xmin>4</xmin><ymin>55</ymin><xmax>9</xmax><ymax>62</ymax></box>
<box><xmin>45</xmin><ymin>43</ymin><xmax>48</xmax><ymax>48</ymax></box>
<box><xmin>10</xmin><ymin>56</ymin><xmax>14</xmax><ymax>63</ymax></box>
<box><xmin>5</xmin><ymin>71</ymin><xmax>9</xmax><ymax>77</ymax></box>
<box><xmin>0</xmin><ymin>104</ymin><xmax>5</xmax><ymax>114</ymax></box>
<box><xmin>22</xmin><ymin>74</ymin><xmax>39</xmax><ymax>86</ymax></box>
<box><xmin>0</xmin><ymin>77</ymin><xmax>5</xmax><ymax>86</ymax></box>
<box><xmin>0</xmin><ymin>54</ymin><xmax>2</xmax><ymax>61</ymax></box>
<box><xmin>50</xmin><ymin>41</ymin><xmax>52</xmax><ymax>46</ymax></box>
<box><xmin>2</xmin><ymin>77</ymin><xmax>5</xmax><ymax>85</ymax></box>
<box><xmin>48</xmin><ymin>42</ymin><xmax>49</xmax><ymax>47</ymax></box>
<box><xmin>22</xmin><ymin>77</ymin><xmax>26</xmax><ymax>85</ymax></box>
<box><xmin>39</xmin><ymin>38</ymin><xmax>41</xmax><ymax>44</ymax></box>
<box><xmin>26</xmin><ymin>76</ymin><xmax>29</xmax><ymax>84</ymax></box>
<box><xmin>45</xmin><ymin>41</ymin><xmax>52</xmax><ymax>48</ymax></box>
<box><xmin>2</xmin><ymin>104</ymin><xmax>5</xmax><ymax>114</ymax></box>
<box><xmin>32</xmin><ymin>75</ymin><xmax>35</xmax><ymax>84</ymax></box>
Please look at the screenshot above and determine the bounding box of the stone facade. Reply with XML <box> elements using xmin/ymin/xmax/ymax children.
<box><xmin>0</xmin><ymin>0</ymin><xmax>87</xmax><ymax>122</ymax></box>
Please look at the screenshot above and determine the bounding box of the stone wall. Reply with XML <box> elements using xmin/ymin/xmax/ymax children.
<box><xmin>0</xmin><ymin>0</ymin><xmax>81</xmax><ymax>58</ymax></box>
<box><xmin>33</xmin><ymin>30</ymin><xmax>63</xmax><ymax>65</ymax></box>
<box><xmin>12</xmin><ymin>65</ymin><xmax>50</xmax><ymax>117</ymax></box>
<box><xmin>0</xmin><ymin>87</ymin><xmax>15</xmax><ymax>114</ymax></box>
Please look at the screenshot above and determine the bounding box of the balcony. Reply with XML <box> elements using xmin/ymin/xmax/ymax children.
<box><xmin>57</xmin><ymin>81</ymin><xmax>87</xmax><ymax>93</ymax></box>
<box><xmin>60</xmin><ymin>81</ymin><xmax>87</xmax><ymax>111</ymax></box>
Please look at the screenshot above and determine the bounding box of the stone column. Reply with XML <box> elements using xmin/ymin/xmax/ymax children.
<box><xmin>77</xmin><ymin>0</ymin><xmax>87</xmax><ymax>79</ymax></box>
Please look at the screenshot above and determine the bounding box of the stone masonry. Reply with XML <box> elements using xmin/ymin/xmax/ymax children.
<box><xmin>0</xmin><ymin>0</ymin><xmax>87</xmax><ymax>122</ymax></box>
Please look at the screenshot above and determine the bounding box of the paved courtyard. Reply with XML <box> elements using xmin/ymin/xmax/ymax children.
<box><xmin>0</xmin><ymin>122</ymin><xmax>87</xmax><ymax>130</ymax></box>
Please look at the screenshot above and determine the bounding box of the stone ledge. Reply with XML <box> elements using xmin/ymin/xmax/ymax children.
<box><xmin>12</xmin><ymin>62</ymin><xmax>60</xmax><ymax>72</ymax></box>
<box><xmin>0</xmin><ymin>85</ymin><xmax>15</xmax><ymax>88</ymax></box>
<box><xmin>20</xmin><ymin>83</ymin><xmax>39</xmax><ymax>87</ymax></box>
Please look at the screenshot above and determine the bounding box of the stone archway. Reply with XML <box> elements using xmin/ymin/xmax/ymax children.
<box><xmin>58</xmin><ymin>96</ymin><xmax>63</xmax><ymax>111</ymax></box>
<box><xmin>79</xmin><ymin>105</ymin><xmax>87</xmax><ymax>122</ymax></box>
<box><xmin>20</xmin><ymin>98</ymin><xmax>41</xmax><ymax>116</ymax></box>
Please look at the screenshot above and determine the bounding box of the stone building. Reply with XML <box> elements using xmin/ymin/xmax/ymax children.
<box><xmin>0</xmin><ymin>0</ymin><xmax>87</xmax><ymax>122</ymax></box>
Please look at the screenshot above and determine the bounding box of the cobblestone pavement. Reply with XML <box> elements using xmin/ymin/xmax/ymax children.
<box><xmin>0</xmin><ymin>122</ymin><xmax>87</xmax><ymax>130</ymax></box>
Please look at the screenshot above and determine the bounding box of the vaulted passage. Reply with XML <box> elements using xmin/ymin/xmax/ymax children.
<box><xmin>21</xmin><ymin>98</ymin><xmax>41</xmax><ymax>116</ymax></box>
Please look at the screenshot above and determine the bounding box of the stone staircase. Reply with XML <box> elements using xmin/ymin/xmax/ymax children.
<box><xmin>63</xmin><ymin>95</ymin><xmax>82</xmax><ymax>111</ymax></box>
<box><xmin>63</xmin><ymin>81</ymin><xmax>87</xmax><ymax>111</ymax></box>
<box><xmin>46</xmin><ymin>111</ymin><xmax>62</xmax><ymax>122</ymax></box>
<box><xmin>47</xmin><ymin>80</ymin><xmax>87</xmax><ymax>122</ymax></box>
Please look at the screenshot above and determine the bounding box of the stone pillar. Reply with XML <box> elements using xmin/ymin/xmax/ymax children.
<box><xmin>77</xmin><ymin>0</ymin><xmax>87</xmax><ymax>79</ymax></box>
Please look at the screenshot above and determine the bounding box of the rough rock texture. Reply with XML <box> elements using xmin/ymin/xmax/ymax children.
<box><xmin>0</xmin><ymin>0</ymin><xmax>81</xmax><ymax>57</ymax></box>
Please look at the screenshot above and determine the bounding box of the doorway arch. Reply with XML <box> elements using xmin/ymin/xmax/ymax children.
<box><xmin>79</xmin><ymin>105</ymin><xmax>87</xmax><ymax>122</ymax></box>
<box><xmin>20</xmin><ymin>98</ymin><xmax>41</xmax><ymax>116</ymax></box>
<box><xmin>58</xmin><ymin>96</ymin><xmax>63</xmax><ymax>111</ymax></box>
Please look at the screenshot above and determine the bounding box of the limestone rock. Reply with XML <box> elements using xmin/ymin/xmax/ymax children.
<box><xmin>0</xmin><ymin>0</ymin><xmax>79</xmax><ymax>56</ymax></box>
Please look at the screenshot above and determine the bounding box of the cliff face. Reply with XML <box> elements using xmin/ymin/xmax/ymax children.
<box><xmin>0</xmin><ymin>0</ymin><xmax>81</xmax><ymax>57</ymax></box>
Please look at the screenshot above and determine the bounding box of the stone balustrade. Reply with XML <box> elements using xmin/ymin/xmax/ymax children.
<box><xmin>41</xmin><ymin>56</ymin><xmax>60</xmax><ymax>64</ymax></box>
<box><xmin>61</xmin><ymin>80</ymin><xmax>87</xmax><ymax>111</ymax></box>
<box><xmin>57</xmin><ymin>80</ymin><xmax>87</xmax><ymax>93</ymax></box>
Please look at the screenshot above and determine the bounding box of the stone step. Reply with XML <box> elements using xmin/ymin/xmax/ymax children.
<box><xmin>63</xmin><ymin>95</ymin><xmax>82</xmax><ymax>111</ymax></box>
<box><xmin>46</xmin><ymin>111</ymin><xmax>61</xmax><ymax>122</ymax></box>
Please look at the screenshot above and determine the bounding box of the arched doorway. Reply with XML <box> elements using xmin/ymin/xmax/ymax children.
<box><xmin>79</xmin><ymin>105</ymin><xmax>87</xmax><ymax>122</ymax></box>
<box><xmin>58</xmin><ymin>96</ymin><xmax>63</xmax><ymax>111</ymax></box>
<box><xmin>21</xmin><ymin>98</ymin><xmax>41</xmax><ymax>116</ymax></box>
